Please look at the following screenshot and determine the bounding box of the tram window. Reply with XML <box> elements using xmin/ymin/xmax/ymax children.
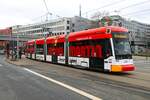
<box><xmin>47</xmin><ymin>44</ymin><xmax>52</xmax><ymax>55</ymax></box>
<box><xmin>67</xmin><ymin>20</ymin><xmax>70</xmax><ymax>24</ymax></box>
<box><xmin>69</xmin><ymin>40</ymin><xmax>103</xmax><ymax>58</ymax></box>
<box><xmin>29</xmin><ymin>44</ymin><xmax>34</xmax><ymax>53</ymax></box>
<box><xmin>36</xmin><ymin>45</ymin><xmax>44</xmax><ymax>54</ymax></box>
<box><xmin>67</xmin><ymin>26</ymin><xmax>70</xmax><ymax>30</ymax></box>
<box><xmin>72</xmin><ymin>23</ymin><xmax>75</xmax><ymax>27</ymax></box>
<box><xmin>103</xmin><ymin>39</ymin><xmax>112</xmax><ymax>58</ymax></box>
<box><xmin>47</xmin><ymin>43</ymin><xmax>64</xmax><ymax>56</ymax></box>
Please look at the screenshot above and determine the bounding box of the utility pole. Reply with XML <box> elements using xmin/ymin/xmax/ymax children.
<box><xmin>43</xmin><ymin>27</ymin><xmax>50</xmax><ymax>61</ymax></box>
<box><xmin>146</xmin><ymin>37</ymin><xmax>148</xmax><ymax>60</ymax></box>
<box><xmin>44</xmin><ymin>32</ymin><xmax>47</xmax><ymax>61</ymax></box>
<box><xmin>10</xmin><ymin>29</ymin><xmax>15</xmax><ymax>61</ymax></box>
<box><xmin>16</xmin><ymin>34</ymin><xmax>19</xmax><ymax>60</ymax></box>
<box><xmin>79</xmin><ymin>4</ymin><xmax>81</xmax><ymax>17</ymax></box>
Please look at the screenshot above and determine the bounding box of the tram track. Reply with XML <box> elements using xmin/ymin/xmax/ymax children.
<box><xmin>81</xmin><ymin>73</ymin><xmax>150</xmax><ymax>95</ymax></box>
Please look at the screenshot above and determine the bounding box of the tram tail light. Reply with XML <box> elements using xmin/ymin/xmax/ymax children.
<box><xmin>122</xmin><ymin>64</ymin><xmax>135</xmax><ymax>71</ymax></box>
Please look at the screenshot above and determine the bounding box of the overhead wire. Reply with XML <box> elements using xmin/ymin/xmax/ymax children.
<box><xmin>119</xmin><ymin>0</ymin><xmax>150</xmax><ymax>10</ymax></box>
<box><xmin>111</xmin><ymin>0</ymin><xmax>150</xmax><ymax>13</ymax></box>
<box><xmin>28</xmin><ymin>0</ymin><xmax>150</xmax><ymax>23</ymax></box>
<box><xmin>43</xmin><ymin>0</ymin><xmax>62</xmax><ymax>17</ymax></box>
<box><xmin>122</xmin><ymin>8</ymin><xmax>150</xmax><ymax>16</ymax></box>
<box><xmin>43</xmin><ymin>0</ymin><xmax>50</xmax><ymax>14</ymax></box>
<box><xmin>30</xmin><ymin>0</ymin><xmax>62</xmax><ymax>22</ymax></box>
<box><xmin>106</xmin><ymin>0</ymin><xmax>150</xmax><ymax>22</ymax></box>
<box><xmin>82</xmin><ymin>0</ymin><xmax>126</xmax><ymax>15</ymax></box>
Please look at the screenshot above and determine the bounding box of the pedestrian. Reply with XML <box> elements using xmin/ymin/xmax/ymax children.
<box><xmin>14</xmin><ymin>49</ymin><xmax>17</xmax><ymax>60</ymax></box>
<box><xmin>19</xmin><ymin>48</ymin><xmax>22</xmax><ymax>59</ymax></box>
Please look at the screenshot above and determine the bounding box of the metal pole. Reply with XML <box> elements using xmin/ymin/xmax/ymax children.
<box><xmin>44</xmin><ymin>33</ymin><xmax>47</xmax><ymax>61</ymax></box>
<box><xmin>146</xmin><ymin>39</ymin><xmax>148</xmax><ymax>60</ymax></box>
<box><xmin>17</xmin><ymin>34</ymin><xmax>19</xmax><ymax>60</ymax></box>
<box><xmin>10</xmin><ymin>30</ymin><xmax>13</xmax><ymax>60</ymax></box>
<box><xmin>12</xmin><ymin>34</ymin><xmax>14</xmax><ymax>60</ymax></box>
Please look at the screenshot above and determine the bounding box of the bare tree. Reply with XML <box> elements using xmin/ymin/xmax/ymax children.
<box><xmin>90</xmin><ymin>11</ymin><xmax>109</xmax><ymax>20</ymax></box>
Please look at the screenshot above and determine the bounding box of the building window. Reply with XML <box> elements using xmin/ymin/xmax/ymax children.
<box><xmin>72</xmin><ymin>29</ymin><xmax>75</xmax><ymax>32</ymax></box>
<box><xmin>72</xmin><ymin>23</ymin><xmax>75</xmax><ymax>27</ymax></box>
<box><xmin>67</xmin><ymin>20</ymin><xmax>70</xmax><ymax>24</ymax></box>
<box><xmin>67</xmin><ymin>26</ymin><xmax>70</xmax><ymax>30</ymax></box>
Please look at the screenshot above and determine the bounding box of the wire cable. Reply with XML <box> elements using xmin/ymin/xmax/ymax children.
<box><xmin>122</xmin><ymin>8</ymin><xmax>150</xmax><ymax>16</ymax></box>
<box><xmin>43</xmin><ymin>0</ymin><xmax>49</xmax><ymax>13</ymax></box>
<box><xmin>119</xmin><ymin>0</ymin><xmax>150</xmax><ymax>10</ymax></box>
<box><xmin>82</xmin><ymin>0</ymin><xmax>126</xmax><ymax>15</ymax></box>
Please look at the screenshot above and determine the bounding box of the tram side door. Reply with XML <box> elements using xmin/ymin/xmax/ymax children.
<box><xmin>52</xmin><ymin>55</ymin><xmax>57</xmax><ymax>63</ymax></box>
<box><xmin>88</xmin><ymin>40</ymin><xmax>104</xmax><ymax>69</ymax></box>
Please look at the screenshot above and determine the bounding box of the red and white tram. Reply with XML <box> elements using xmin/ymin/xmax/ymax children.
<box><xmin>26</xmin><ymin>26</ymin><xmax>135</xmax><ymax>72</ymax></box>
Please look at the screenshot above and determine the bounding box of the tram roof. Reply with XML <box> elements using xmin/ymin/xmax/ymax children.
<box><xmin>36</xmin><ymin>38</ymin><xmax>45</xmax><ymax>44</ymax></box>
<box><xmin>46</xmin><ymin>34</ymin><xmax>65</xmax><ymax>44</ymax></box>
<box><xmin>27</xmin><ymin>40</ymin><xmax>35</xmax><ymax>45</ymax></box>
<box><xmin>68</xmin><ymin>26</ymin><xmax>128</xmax><ymax>42</ymax></box>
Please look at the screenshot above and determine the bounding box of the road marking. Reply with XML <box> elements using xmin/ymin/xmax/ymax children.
<box><xmin>24</xmin><ymin>68</ymin><xmax>102</xmax><ymax>100</ymax></box>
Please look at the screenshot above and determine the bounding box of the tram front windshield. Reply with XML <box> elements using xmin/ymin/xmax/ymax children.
<box><xmin>112</xmin><ymin>32</ymin><xmax>132</xmax><ymax>59</ymax></box>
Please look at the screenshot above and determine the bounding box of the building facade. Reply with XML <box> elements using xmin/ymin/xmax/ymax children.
<box><xmin>12</xmin><ymin>17</ymin><xmax>71</xmax><ymax>39</ymax></box>
<box><xmin>12</xmin><ymin>16</ymin><xmax>98</xmax><ymax>40</ymax></box>
<box><xmin>0</xmin><ymin>27</ymin><xmax>12</xmax><ymax>53</ymax></box>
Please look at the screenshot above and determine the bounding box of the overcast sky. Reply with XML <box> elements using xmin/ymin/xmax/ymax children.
<box><xmin>0</xmin><ymin>0</ymin><xmax>150</xmax><ymax>28</ymax></box>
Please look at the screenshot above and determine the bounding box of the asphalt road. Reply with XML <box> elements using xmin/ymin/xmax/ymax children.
<box><xmin>0</xmin><ymin>56</ymin><xmax>90</xmax><ymax>100</ymax></box>
<box><xmin>0</xmin><ymin>55</ymin><xmax>150</xmax><ymax>100</ymax></box>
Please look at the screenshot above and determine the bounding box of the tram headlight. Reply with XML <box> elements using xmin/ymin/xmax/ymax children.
<box><xmin>108</xmin><ymin>59</ymin><xmax>112</xmax><ymax>63</ymax></box>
